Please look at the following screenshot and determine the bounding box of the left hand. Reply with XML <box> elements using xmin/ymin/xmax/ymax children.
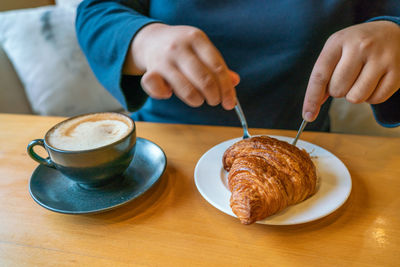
<box><xmin>302</xmin><ymin>21</ymin><xmax>400</xmax><ymax>122</ymax></box>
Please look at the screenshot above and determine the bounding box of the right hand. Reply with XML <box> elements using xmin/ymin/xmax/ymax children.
<box><xmin>123</xmin><ymin>23</ymin><xmax>240</xmax><ymax>110</ymax></box>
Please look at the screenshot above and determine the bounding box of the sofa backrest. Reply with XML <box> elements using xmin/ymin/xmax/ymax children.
<box><xmin>0</xmin><ymin>45</ymin><xmax>32</xmax><ymax>114</ymax></box>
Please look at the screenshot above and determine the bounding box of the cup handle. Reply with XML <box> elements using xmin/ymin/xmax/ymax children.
<box><xmin>27</xmin><ymin>139</ymin><xmax>55</xmax><ymax>168</ymax></box>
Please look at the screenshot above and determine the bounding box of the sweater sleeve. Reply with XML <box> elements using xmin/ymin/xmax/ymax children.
<box><xmin>366</xmin><ymin>16</ymin><xmax>400</xmax><ymax>128</ymax></box>
<box><xmin>76</xmin><ymin>0</ymin><xmax>161</xmax><ymax>110</ymax></box>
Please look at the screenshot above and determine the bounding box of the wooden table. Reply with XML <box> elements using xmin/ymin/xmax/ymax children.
<box><xmin>0</xmin><ymin>114</ymin><xmax>399</xmax><ymax>266</ymax></box>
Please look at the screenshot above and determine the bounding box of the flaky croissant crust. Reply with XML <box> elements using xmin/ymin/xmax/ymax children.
<box><xmin>223</xmin><ymin>136</ymin><xmax>317</xmax><ymax>224</ymax></box>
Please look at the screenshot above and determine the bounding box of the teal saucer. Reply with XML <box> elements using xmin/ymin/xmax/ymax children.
<box><xmin>29</xmin><ymin>138</ymin><xmax>166</xmax><ymax>214</ymax></box>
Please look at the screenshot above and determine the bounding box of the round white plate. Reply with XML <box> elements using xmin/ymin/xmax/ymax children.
<box><xmin>194</xmin><ymin>136</ymin><xmax>352</xmax><ymax>225</ymax></box>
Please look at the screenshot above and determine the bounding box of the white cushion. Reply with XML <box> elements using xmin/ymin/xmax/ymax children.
<box><xmin>55</xmin><ymin>0</ymin><xmax>82</xmax><ymax>9</ymax></box>
<box><xmin>0</xmin><ymin>6</ymin><xmax>123</xmax><ymax>116</ymax></box>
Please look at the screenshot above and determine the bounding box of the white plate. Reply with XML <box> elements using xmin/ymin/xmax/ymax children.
<box><xmin>194</xmin><ymin>136</ymin><xmax>352</xmax><ymax>225</ymax></box>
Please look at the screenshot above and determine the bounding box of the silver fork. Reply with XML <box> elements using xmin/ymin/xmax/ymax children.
<box><xmin>292</xmin><ymin>119</ymin><xmax>307</xmax><ymax>146</ymax></box>
<box><xmin>234</xmin><ymin>97</ymin><xmax>251</xmax><ymax>139</ymax></box>
<box><xmin>234</xmin><ymin>97</ymin><xmax>307</xmax><ymax>144</ymax></box>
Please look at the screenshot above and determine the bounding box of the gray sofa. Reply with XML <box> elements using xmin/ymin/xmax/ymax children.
<box><xmin>0</xmin><ymin>44</ymin><xmax>32</xmax><ymax>114</ymax></box>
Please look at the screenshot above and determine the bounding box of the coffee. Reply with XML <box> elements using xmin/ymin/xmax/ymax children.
<box><xmin>47</xmin><ymin>112</ymin><xmax>133</xmax><ymax>151</ymax></box>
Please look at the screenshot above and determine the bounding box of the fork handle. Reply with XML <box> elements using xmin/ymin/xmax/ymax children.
<box><xmin>292</xmin><ymin>119</ymin><xmax>307</xmax><ymax>146</ymax></box>
<box><xmin>234</xmin><ymin>97</ymin><xmax>250</xmax><ymax>139</ymax></box>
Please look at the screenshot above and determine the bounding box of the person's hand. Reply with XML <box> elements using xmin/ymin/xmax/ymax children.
<box><xmin>124</xmin><ymin>23</ymin><xmax>240</xmax><ymax>110</ymax></box>
<box><xmin>302</xmin><ymin>21</ymin><xmax>400</xmax><ymax>122</ymax></box>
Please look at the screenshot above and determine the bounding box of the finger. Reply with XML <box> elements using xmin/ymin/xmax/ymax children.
<box><xmin>228</xmin><ymin>70</ymin><xmax>240</xmax><ymax>87</ymax></box>
<box><xmin>141</xmin><ymin>71</ymin><xmax>173</xmax><ymax>99</ymax></box>
<box><xmin>345</xmin><ymin>62</ymin><xmax>384</xmax><ymax>104</ymax></box>
<box><xmin>227</xmin><ymin>70</ymin><xmax>240</xmax><ymax>108</ymax></box>
<box><xmin>219</xmin><ymin>73</ymin><xmax>237</xmax><ymax>110</ymax></box>
<box><xmin>191</xmin><ymin>35</ymin><xmax>236</xmax><ymax>110</ymax></box>
<box><xmin>367</xmin><ymin>70</ymin><xmax>400</xmax><ymax>104</ymax></box>
<box><xmin>322</xmin><ymin>90</ymin><xmax>330</xmax><ymax>104</ymax></box>
<box><xmin>328</xmin><ymin>47</ymin><xmax>363</xmax><ymax>98</ymax></box>
<box><xmin>217</xmin><ymin>67</ymin><xmax>236</xmax><ymax>110</ymax></box>
<box><xmin>159</xmin><ymin>66</ymin><xmax>204</xmax><ymax>107</ymax></box>
<box><xmin>303</xmin><ymin>41</ymin><xmax>342</xmax><ymax>122</ymax></box>
<box><xmin>176</xmin><ymin>49</ymin><xmax>221</xmax><ymax>106</ymax></box>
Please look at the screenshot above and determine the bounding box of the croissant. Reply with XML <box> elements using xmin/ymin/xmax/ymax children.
<box><xmin>222</xmin><ymin>136</ymin><xmax>317</xmax><ymax>224</ymax></box>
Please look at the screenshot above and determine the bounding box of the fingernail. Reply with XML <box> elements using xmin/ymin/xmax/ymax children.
<box><xmin>304</xmin><ymin>112</ymin><xmax>314</xmax><ymax>122</ymax></box>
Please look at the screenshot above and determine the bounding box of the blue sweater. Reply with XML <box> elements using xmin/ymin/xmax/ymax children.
<box><xmin>76</xmin><ymin>0</ymin><xmax>400</xmax><ymax>131</ymax></box>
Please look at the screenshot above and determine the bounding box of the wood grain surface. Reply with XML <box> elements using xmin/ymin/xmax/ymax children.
<box><xmin>0</xmin><ymin>114</ymin><xmax>399</xmax><ymax>266</ymax></box>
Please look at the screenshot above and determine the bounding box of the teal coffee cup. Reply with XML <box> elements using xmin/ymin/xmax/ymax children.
<box><xmin>27</xmin><ymin>112</ymin><xmax>136</xmax><ymax>188</ymax></box>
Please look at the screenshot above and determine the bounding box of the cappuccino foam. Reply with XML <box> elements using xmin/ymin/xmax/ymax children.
<box><xmin>47</xmin><ymin>113</ymin><xmax>133</xmax><ymax>151</ymax></box>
